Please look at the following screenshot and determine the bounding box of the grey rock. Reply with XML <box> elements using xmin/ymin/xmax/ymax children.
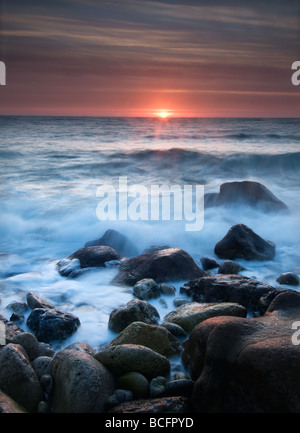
<box><xmin>108</xmin><ymin>299</ymin><xmax>160</xmax><ymax>333</ymax></box>
<box><xmin>50</xmin><ymin>349</ymin><xmax>116</xmax><ymax>413</ymax></box>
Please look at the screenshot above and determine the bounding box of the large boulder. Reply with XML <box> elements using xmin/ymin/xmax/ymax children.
<box><xmin>205</xmin><ymin>181</ymin><xmax>288</xmax><ymax>212</ymax></box>
<box><xmin>94</xmin><ymin>344</ymin><xmax>170</xmax><ymax>379</ymax></box>
<box><xmin>214</xmin><ymin>224</ymin><xmax>276</xmax><ymax>261</ymax></box>
<box><xmin>164</xmin><ymin>302</ymin><xmax>247</xmax><ymax>333</ymax></box>
<box><xmin>0</xmin><ymin>343</ymin><xmax>44</xmax><ymax>412</ymax></box>
<box><xmin>57</xmin><ymin>245</ymin><xmax>121</xmax><ymax>277</ymax></box>
<box><xmin>113</xmin><ymin>248</ymin><xmax>206</xmax><ymax>286</ymax></box>
<box><xmin>182</xmin><ymin>290</ymin><xmax>300</xmax><ymax>413</ymax></box>
<box><xmin>108</xmin><ymin>321</ymin><xmax>181</xmax><ymax>357</ymax></box>
<box><xmin>50</xmin><ymin>349</ymin><xmax>116</xmax><ymax>413</ymax></box>
<box><xmin>180</xmin><ymin>274</ymin><xmax>278</xmax><ymax>314</ymax></box>
<box><xmin>108</xmin><ymin>299</ymin><xmax>160</xmax><ymax>333</ymax></box>
<box><xmin>276</xmin><ymin>272</ymin><xmax>299</xmax><ymax>286</ymax></box>
<box><xmin>26</xmin><ymin>308</ymin><xmax>80</xmax><ymax>342</ymax></box>
<box><xmin>85</xmin><ymin>229</ymin><xmax>139</xmax><ymax>257</ymax></box>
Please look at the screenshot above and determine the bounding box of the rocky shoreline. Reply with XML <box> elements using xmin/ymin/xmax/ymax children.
<box><xmin>0</xmin><ymin>218</ymin><xmax>300</xmax><ymax>413</ymax></box>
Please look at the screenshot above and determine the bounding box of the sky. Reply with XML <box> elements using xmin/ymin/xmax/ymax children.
<box><xmin>0</xmin><ymin>0</ymin><xmax>299</xmax><ymax>117</ymax></box>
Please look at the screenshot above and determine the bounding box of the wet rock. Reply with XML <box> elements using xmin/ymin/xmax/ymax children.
<box><xmin>182</xmin><ymin>290</ymin><xmax>300</xmax><ymax>413</ymax></box>
<box><xmin>164</xmin><ymin>301</ymin><xmax>246</xmax><ymax>333</ymax></box>
<box><xmin>173</xmin><ymin>297</ymin><xmax>190</xmax><ymax>307</ymax></box>
<box><xmin>205</xmin><ymin>180</ymin><xmax>288</xmax><ymax>212</ymax></box>
<box><xmin>31</xmin><ymin>356</ymin><xmax>52</xmax><ymax>379</ymax></box>
<box><xmin>40</xmin><ymin>374</ymin><xmax>53</xmax><ymax>395</ymax></box>
<box><xmin>113</xmin><ymin>248</ymin><xmax>207</xmax><ymax>286</ymax></box>
<box><xmin>108</xmin><ymin>396</ymin><xmax>191</xmax><ymax>413</ymax></box>
<box><xmin>26</xmin><ymin>308</ymin><xmax>80</xmax><ymax>343</ymax></box>
<box><xmin>85</xmin><ymin>229</ymin><xmax>139</xmax><ymax>257</ymax></box>
<box><xmin>214</xmin><ymin>223</ymin><xmax>276</xmax><ymax>261</ymax></box>
<box><xmin>6</xmin><ymin>301</ymin><xmax>28</xmax><ymax>314</ymax></box>
<box><xmin>12</xmin><ymin>332</ymin><xmax>40</xmax><ymax>361</ymax></box>
<box><xmin>50</xmin><ymin>349</ymin><xmax>116</xmax><ymax>413</ymax></box>
<box><xmin>118</xmin><ymin>372</ymin><xmax>149</xmax><ymax>398</ymax></box>
<box><xmin>57</xmin><ymin>245</ymin><xmax>121</xmax><ymax>277</ymax></box>
<box><xmin>106</xmin><ymin>389</ymin><xmax>133</xmax><ymax>411</ymax></box>
<box><xmin>94</xmin><ymin>344</ymin><xmax>170</xmax><ymax>379</ymax></box>
<box><xmin>180</xmin><ymin>274</ymin><xmax>278</xmax><ymax>314</ymax></box>
<box><xmin>9</xmin><ymin>313</ymin><xmax>24</xmax><ymax>324</ymax></box>
<box><xmin>108</xmin><ymin>321</ymin><xmax>181</xmax><ymax>357</ymax></box>
<box><xmin>149</xmin><ymin>376</ymin><xmax>168</xmax><ymax>397</ymax></box>
<box><xmin>160</xmin><ymin>283</ymin><xmax>176</xmax><ymax>295</ymax></box>
<box><xmin>200</xmin><ymin>257</ymin><xmax>219</xmax><ymax>271</ymax></box>
<box><xmin>162</xmin><ymin>322</ymin><xmax>187</xmax><ymax>338</ymax></box>
<box><xmin>108</xmin><ymin>299</ymin><xmax>160</xmax><ymax>333</ymax></box>
<box><xmin>218</xmin><ymin>260</ymin><xmax>245</xmax><ymax>274</ymax></box>
<box><xmin>133</xmin><ymin>278</ymin><xmax>160</xmax><ymax>300</ymax></box>
<box><xmin>276</xmin><ymin>272</ymin><xmax>299</xmax><ymax>286</ymax></box>
<box><xmin>26</xmin><ymin>292</ymin><xmax>55</xmax><ymax>310</ymax></box>
<box><xmin>64</xmin><ymin>341</ymin><xmax>96</xmax><ymax>356</ymax></box>
<box><xmin>0</xmin><ymin>343</ymin><xmax>43</xmax><ymax>412</ymax></box>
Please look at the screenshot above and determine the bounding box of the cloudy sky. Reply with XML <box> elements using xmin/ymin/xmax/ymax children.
<box><xmin>0</xmin><ymin>0</ymin><xmax>299</xmax><ymax>117</ymax></box>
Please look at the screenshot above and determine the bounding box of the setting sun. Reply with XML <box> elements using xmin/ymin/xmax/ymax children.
<box><xmin>157</xmin><ymin>111</ymin><xmax>171</xmax><ymax>119</ymax></box>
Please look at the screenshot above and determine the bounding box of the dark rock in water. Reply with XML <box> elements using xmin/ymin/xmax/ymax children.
<box><xmin>200</xmin><ymin>257</ymin><xmax>219</xmax><ymax>271</ymax></box>
<box><xmin>26</xmin><ymin>291</ymin><xmax>55</xmax><ymax>310</ymax></box>
<box><xmin>133</xmin><ymin>278</ymin><xmax>160</xmax><ymax>300</ymax></box>
<box><xmin>205</xmin><ymin>180</ymin><xmax>288</xmax><ymax>212</ymax></box>
<box><xmin>113</xmin><ymin>248</ymin><xmax>207</xmax><ymax>286</ymax></box>
<box><xmin>85</xmin><ymin>229</ymin><xmax>139</xmax><ymax>257</ymax></box>
<box><xmin>218</xmin><ymin>260</ymin><xmax>245</xmax><ymax>274</ymax></box>
<box><xmin>26</xmin><ymin>308</ymin><xmax>80</xmax><ymax>342</ymax></box>
<box><xmin>182</xmin><ymin>290</ymin><xmax>300</xmax><ymax>413</ymax></box>
<box><xmin>214</xmin><ymin>223</ymin><xmax>276</xmax><ymax>261</ymax></box>
<box><xmin>68</xmin><ymin>245</ymin><xmax>121</xmax><ymax>268</ymax></box>
<box><xmin>108</xmin><ymin>299</ymin><xmax>160</xmax><ymax>333</ymax></box>
<box><xmin>6</xmin><ymin>302</ymin><xmax>28</xmax><ymax>314</ymax></box>
<box><xmin>276</xmin><ymin>272</ymin><xmax>299</xmax><ymax>286</ymax></box>
<box><xmin>57</xmin><ymin>245</ymin><xmax>122</xmax><ymax>277</ymax></box>
<box><xmin>180</xmin><ymin>274</ymin><xmax>279</xmax><ymax>314</ymax></box>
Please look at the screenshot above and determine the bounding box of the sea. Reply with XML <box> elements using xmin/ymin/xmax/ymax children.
<box><xmin>0</xmin><ymin>116</ymin><xmax>299</xmax><ymax>370</ymax></box>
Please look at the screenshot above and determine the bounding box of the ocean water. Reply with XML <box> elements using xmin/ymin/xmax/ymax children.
<box><xmin>0</xmin><ymin>116</ymin><xmax>299</xmax><ymax>363</ymax></box>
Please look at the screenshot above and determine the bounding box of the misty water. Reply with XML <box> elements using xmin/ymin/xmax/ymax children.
<box><xmin>0</xmin><ymin>116</ymin><xmax>299</xmax><ymax>371</ymax></box>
